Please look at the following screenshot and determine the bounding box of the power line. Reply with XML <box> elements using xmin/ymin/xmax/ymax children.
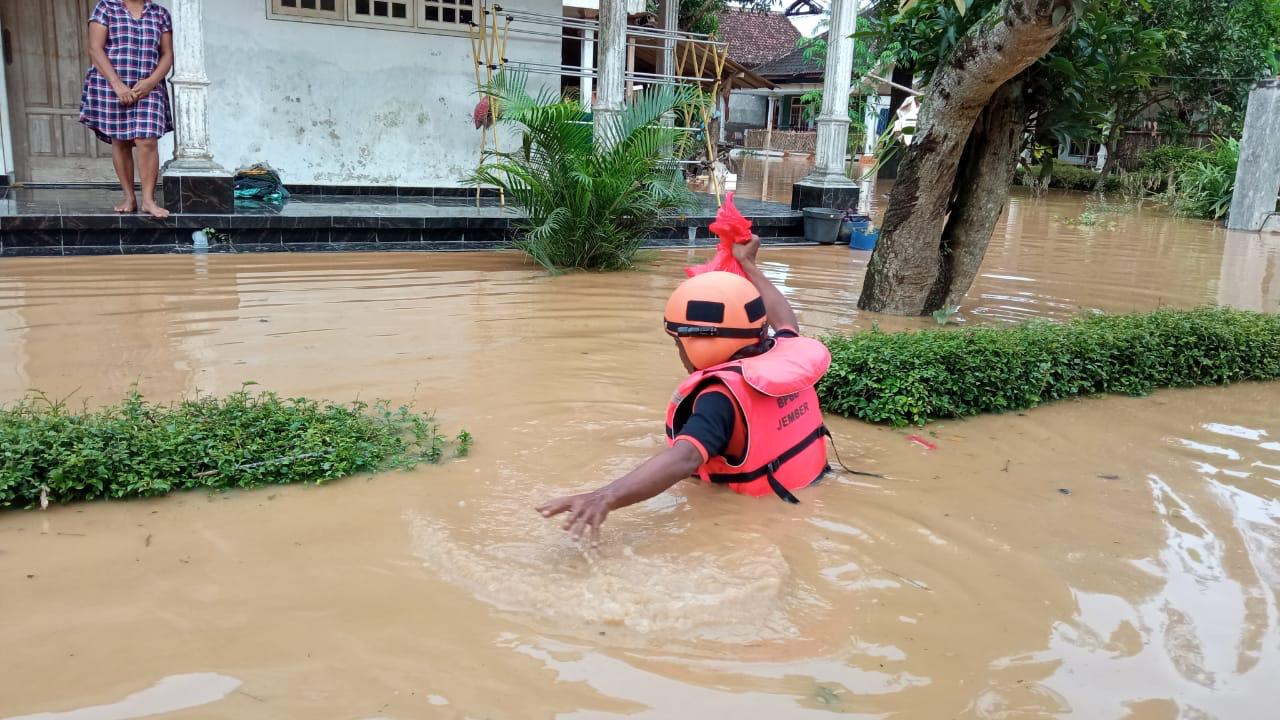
<box><xmin>1148</xmin><ymin>74</ymin><xmax>1265</xmax><ymax>81</ymax></box>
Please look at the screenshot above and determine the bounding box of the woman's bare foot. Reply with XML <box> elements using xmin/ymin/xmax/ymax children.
<box><xmin>140</xmin><ymin>200</ymin><xmax>170</xmax><ymax>219</ymax></box>
<box><xmin>114</xmin><ymin>197</ymin><xmax>137</xmax><ymax>213</ymax></box>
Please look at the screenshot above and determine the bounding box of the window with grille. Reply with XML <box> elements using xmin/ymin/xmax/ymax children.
<box><xmin>422</xmin><ymin>0</ymin><xmax>475</xmax><ymax>27</ymax></box>
<box><xmin>350</xmin><ymin>0</ymin><xmax>414</xmax><ymax>26</ymax></box>
<box><xmin>269</xmin><ymin>0</ymin><xmax>479</xmax><ymax>32</ymax></box>
<box><xmin>272</xmin><ymin>0</ymin><xmax>342</xmax><ymax>19</ymax></box>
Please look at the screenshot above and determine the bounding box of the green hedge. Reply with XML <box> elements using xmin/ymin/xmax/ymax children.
<box><xmin>1016</xmin><ymin>163</ymin><xmax>1123</xmax><ymax>192</ymax></box>
<box><xmin>819</xmin><ymin>308</ymin><xmax>1280</xmax><ymax>426</ymax></box>
<box><xmin>1</xmin><ymin>388</ymin><xmax>468</xmax><ymax>510</ymax></box>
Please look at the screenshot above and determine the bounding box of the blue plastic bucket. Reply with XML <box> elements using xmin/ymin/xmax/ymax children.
<box><xmin>846</xmin><ymin>217</ymin><xmax>879</xmax><ymax>250</ymax></box>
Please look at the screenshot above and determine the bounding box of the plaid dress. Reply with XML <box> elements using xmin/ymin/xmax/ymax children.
<box><xmin>79</xmin><ymin>0</ymin><xmax>174</xmax><ymax>143</ymax></box>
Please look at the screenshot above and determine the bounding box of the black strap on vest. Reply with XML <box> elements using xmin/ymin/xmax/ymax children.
<box><xmin>706</xmin><ymin>425</ymin><xmax>830</xmax><ymax>504</ymax></box>
<box><xmin>766</xmin><ymin>467</ymin><xmax>802</xmax><ymax>505</ymax></box>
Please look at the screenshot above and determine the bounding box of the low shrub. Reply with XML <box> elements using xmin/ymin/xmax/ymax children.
<box><xmin>1160</xmin><ymin>138</ymin><xmax>1240</xmax><ymax>220</ymax></box>
<box><xmin>0</xmin><ymin>388</ymin><xmax>468</xmax><ymax>509</ymax></box>
<box><xmin>1140</xmin><ymin>144</ymin><xmax>1211</xmax><ymax>175</ymax></box>
<box><xmin>1015</xmin><ymin>164</ymin><xmax>1122</xmax><ymax>193</ymax></box>
<box><xmin>818</xmin><ymin>308</ymin><xmax>1280</xmax><ymax>426</ymax></box>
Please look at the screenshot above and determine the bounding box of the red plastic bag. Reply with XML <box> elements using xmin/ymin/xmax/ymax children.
<box><xmin>685</xmin><ymin>192</ymin><xmax>754</xmax><ymax>278</ymax></box>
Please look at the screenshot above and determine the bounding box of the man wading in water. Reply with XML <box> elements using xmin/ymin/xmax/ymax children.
<box><xmin>539</xmin><ymin>238</ymin><xmax>833</xmax><ymax>545</ymax></box>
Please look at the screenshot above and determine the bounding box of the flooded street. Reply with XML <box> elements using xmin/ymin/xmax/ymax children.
<box><xmin>2</xmin><ymin>185</ymin><xmax>1280</xmax><ymax>718</ymax></box>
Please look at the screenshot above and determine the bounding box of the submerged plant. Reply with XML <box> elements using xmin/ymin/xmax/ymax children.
<box><xmin>471</xmin><ymin>71</ymin><xmax>700</xmax><ymax>273</ymax></box>
<box><xmin>455</xmin><ymin>430</ymin><xmax>474</xmax><ymax>458</ymax></box>
<box><xmin>0</xmin><ymin>387</ymin><xmax>468</xmax><ymax>510</ymax></box>
<box><xmin>931</xmin><ymin>305</ymin><xmax>960</xmax><ymax>325</ymax></box>
<box><xmin>1161</xmin><ymin>138</ymin><xmax>1239</xmax><ymax>220</ymax></box>
<box><xmin>1061</xmin><ymin>197</ymin><xmax>1129</xmax><ymax>228</ymax></box>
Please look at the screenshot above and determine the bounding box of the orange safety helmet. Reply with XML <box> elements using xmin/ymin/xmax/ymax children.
<box><xmin>664</xmin><ymin>271</ymin><xmax>768</xmax><ymax>370</ymax></box>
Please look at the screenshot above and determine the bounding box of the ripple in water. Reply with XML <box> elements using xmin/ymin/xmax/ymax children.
<box><xmin>407</xmin><ymin>511</ymin><xmax>799</xmax><ymax>644</ymax></box>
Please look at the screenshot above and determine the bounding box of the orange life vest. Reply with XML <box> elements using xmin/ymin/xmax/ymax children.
<box><xmin>665</xmin><ymin>335</ymin><xmax>832</xmax><ymax>503</ymax></box>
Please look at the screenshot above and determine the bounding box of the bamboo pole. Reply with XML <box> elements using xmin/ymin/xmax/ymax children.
<box><xmin>469</xmin><ymin>15</ymin><xmax>487</xmax><ymax>207</ymax></box>
<box><xmin>469</xmin><ymin>3</ymin><xmax>509</xmax><ymax>208</ymax></box>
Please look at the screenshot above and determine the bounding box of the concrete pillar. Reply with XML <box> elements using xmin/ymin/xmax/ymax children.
<box><xmin>579</xmin><ymin>29</ymin><xmax>595</xmax><ymax>113</ymax></box>
<box><xmin>791</xmin><ymin>0</ymin><xmax>859</xmax><ymax>211</ymax></box>
<box><xmin>658</xmin><ymin>0</ymin><xmax>678</xmax><ymax>80</ymax></box>
<box><xmin>657</xmin><ymin>0</ymin><xmax>679</xmax><ymax>158</ymax></box>
<box><xmin>162</xmin><ymin>0</ymin><xmax>232</xmax><ymax>214</ymax></box>
<box><xmin>1228</xmin><ymin>78</ymin><xmax>1280</xmax><ymax>232</ymax></box>
<box><xmin>764</xmin><ymin>94</ymin><xmax>776</xmax><ymax>151</ymax></box>
<box><xmin>862</xmin><ymin>96</ymin><xmax>876</xmax><ymax>156</ymax></box>
<box><xmin>593</xmin><ymin>0</ymin><xmax>627</xmax><ymax>147</ymax></box>
<box><xmin>0</xmin><ymin>14</ymin><xmax>15</xmax><ymax>183</ymax></box>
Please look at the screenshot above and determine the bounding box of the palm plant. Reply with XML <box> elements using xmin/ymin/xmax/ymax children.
<box><xmin>471</xmin><ymin>72</ymin><xmax>701</xmax><ymax>272</ymax></box>
<box><xmin>1163</xmin><ymin>137</ymin><xmax>1239</xmax><ymax>221</ymax></box>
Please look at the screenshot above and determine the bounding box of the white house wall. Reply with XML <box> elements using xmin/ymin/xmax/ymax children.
<box><xmin>202</xmin><ymin>0</ymin><xmax>560</xmax><ymax>187</ymax></box>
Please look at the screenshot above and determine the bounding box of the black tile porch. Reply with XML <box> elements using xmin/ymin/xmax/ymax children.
<box><xmin>0</xmin><ymin>187</ymin><xmax>807</xmax><ymax>257</ymax></box>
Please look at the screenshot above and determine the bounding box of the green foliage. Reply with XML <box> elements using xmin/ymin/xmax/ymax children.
<box><xmin>1140</xmin><ymin>144</ymin><xmax>1210</xmax><ymax>175</ymax></box>
<box><xmin>818</xmin><ymin>308</ymin><xmax>1280</xmax><ymax>426</ymax></box>
<box><xmin>859</xmin><ymin>0</ymin><xmax>1277</xmax><ymax>156</ymax></box>
<box><xmin>455</xmin><ymin>430</ymin><xmax>474</xmax><ymax>458</ymax></box>
<box><xmin>472</xmin><ymin>72</ymin><xmax>699</xmax><ymax>273</ymax></box>
<box><xmin>1150</xmin><ymin>0</ymin><xmax>1280</xmax><ymax>133</ymax></box>
<box><xmin>1015</xmin><ymin>163</ymin><xmax>1122</xmax><ymax>192</ymax></box>
<box><xmin>1160</xmin><ymin>138</ymin><xmax>1239</xmax><ymax>220</ymax></box>
<box><xmin>1116</xmin><ymin>140</ymin><xmax>1238</xmax><ymax>217</ymax></box>
<box><xmin>0</xmin><ymin>388</ymin><xmax>463</xmax><ymax>510</ymax></box>
<box><xmin>646</xmin><ymin>0</ymin><xmax>729</xmax><ymax>35</ymax></box>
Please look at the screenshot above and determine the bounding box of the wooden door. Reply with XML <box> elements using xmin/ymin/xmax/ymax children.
<box><xmin>2</xmin><ymin>0</ymin><xmax>115</xmax><ymax>183</ymax></box>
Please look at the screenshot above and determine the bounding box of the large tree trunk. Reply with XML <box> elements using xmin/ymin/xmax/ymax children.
<box><xmin>858</xmin><ymin>0</ymin><xmax>1074</xmax><ymax>315</ymax></box>
<box><xmin>926</xmin><ymin>78</ymin><xmax>1027</xmax><ymax>310</ymax></box>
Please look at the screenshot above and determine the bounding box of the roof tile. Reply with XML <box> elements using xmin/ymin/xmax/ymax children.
<box><xmin>715</xmin><ymin>8</ymin><xmax>802</xmax><ymax>69</ymax></box>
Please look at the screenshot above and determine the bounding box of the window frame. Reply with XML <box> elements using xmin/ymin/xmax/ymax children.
<box><xmin>419</xmin><ymin>0</ymin><xmax>478</xmax><ymax>29</ymax></box>
<box><xmin>349</xmin><ymin>0</ymin><xmax>416</xmax><ymax>28</ymax></box>
<box><xmin>266</xmin><ymin>0</ymin><xmax>479</xmax><ymax>38</ymax></box>
<box><xmin>270</xmin><ymin>0</ymin><xmax>344</xmax><ymax>20</ymax></box>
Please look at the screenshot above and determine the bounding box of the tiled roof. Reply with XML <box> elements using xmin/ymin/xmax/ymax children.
<box><xmin>754</xmin><ymin>46</ymin><xmax>823</xmax><ymax>79</ymax></box>
<box><xmin>715</xmin><ymin>8</ymin><xmax>802</xmax><ymax>69</ymax></box>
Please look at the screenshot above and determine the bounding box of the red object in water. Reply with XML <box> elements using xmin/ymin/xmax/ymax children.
<box><xmin>685</xmin><ymin>192</ymin><xmax>754</xmax><ymax>279</ymax></box>
<box><xmin>907</xmin><ymin>435</ymin><xmax>937</xmax><ymax>451</ymax></box>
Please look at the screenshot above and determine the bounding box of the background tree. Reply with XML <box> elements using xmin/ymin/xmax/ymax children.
<box><xmin>849</xmin><ymin>0</ymin><xmax>1280</xmax><ymax>313</ymax></box>
<box><xmin>1152</xmin><ymin>0</ymin><xmax>1280</xmax><ymax>134</ymax></box>
<box><xmin>857</xmin><ymin>0</ymin><xmax>1077</xmax><ymax>316</ymax></box>
<box><xmin>674</xmin><ymin>0</ymin><xmax>728</xmax><ymax>35</ymax></box>
<box><xmin>650</xmin><ymin>0</ymin><xmax>781</xmax><ymax>36</ymax></box>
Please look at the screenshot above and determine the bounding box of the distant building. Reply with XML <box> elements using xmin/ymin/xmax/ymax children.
<box><xmin>718</xmin><ymin>7</ymin><xmax>889</xmax><ymax>155</ymax></box>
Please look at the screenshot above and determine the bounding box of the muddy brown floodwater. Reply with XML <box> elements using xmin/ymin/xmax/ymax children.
<box><xmin>2</xmin><ymin>188</ymin><xmax>1280</xmax><ymax>719</ymax></box>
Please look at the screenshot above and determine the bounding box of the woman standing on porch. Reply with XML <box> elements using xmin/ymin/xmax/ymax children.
<box><xmin>79</xmin><ymin>0</ymin><xmax>174</xmax><ymax>219</ymax></box>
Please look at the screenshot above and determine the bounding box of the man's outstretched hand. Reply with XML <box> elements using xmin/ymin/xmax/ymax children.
<box><xmin>537</xmin><ymin>442</ymin><xmax>703</xmax><ymax>548</ymax></box>
<box><xmin>537</xmin><ymin>490</ymin><xmax>614</xmax><ymax>547</ymax></box>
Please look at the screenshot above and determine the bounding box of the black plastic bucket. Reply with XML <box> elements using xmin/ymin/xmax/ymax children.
<box><xmin>803</xmin><ymin>208</ymin><xmax>843</xmax><ymax>245</ymax></box>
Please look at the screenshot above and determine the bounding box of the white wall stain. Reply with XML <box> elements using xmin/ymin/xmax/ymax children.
<box><xmin>202</xmin><ymin>0</ymin><xmax>558</xmax><ymax>186</ymax></box>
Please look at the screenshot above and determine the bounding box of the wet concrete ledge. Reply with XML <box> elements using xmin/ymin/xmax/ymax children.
<box><xmin>0</xmin><ymin>189</ymin><xmax>807</xmax><ymax>257</ymax></box>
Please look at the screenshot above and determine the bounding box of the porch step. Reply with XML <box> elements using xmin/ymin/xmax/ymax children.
<box><xmin>0</xmin><ymin>189</ymin><xmax>806</xmax><ymax>256</ymax></box>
